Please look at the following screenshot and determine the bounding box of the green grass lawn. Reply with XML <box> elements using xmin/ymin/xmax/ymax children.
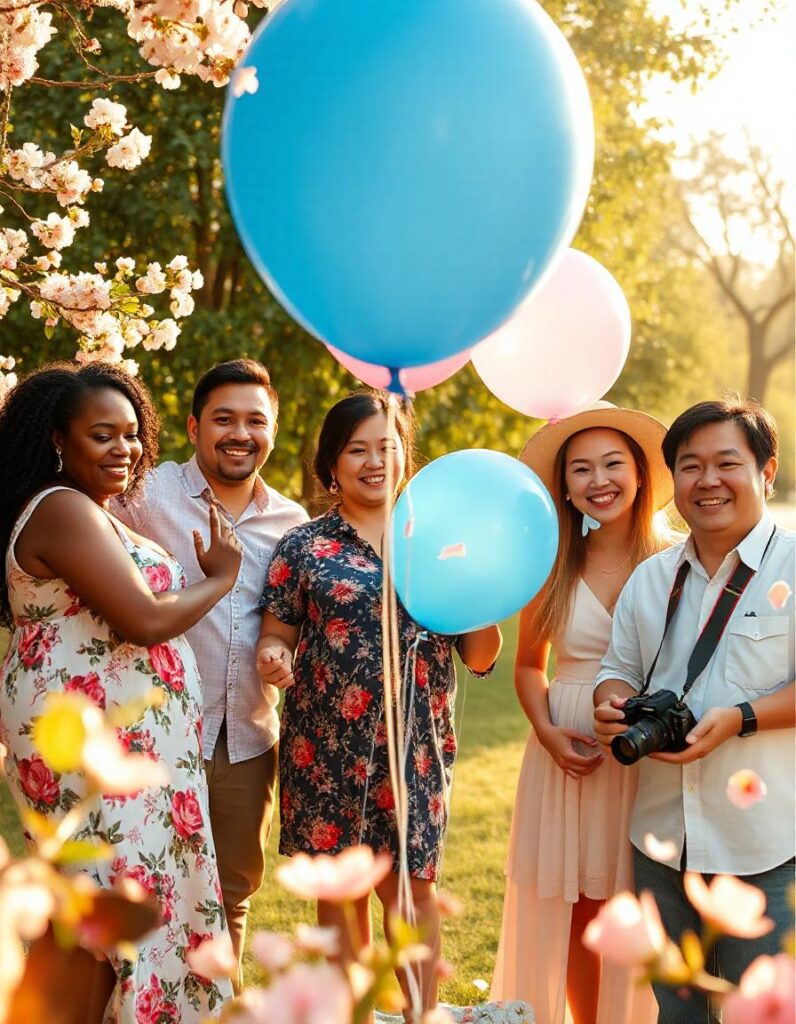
<box><xmin>0</xmin><ymin>617</ymin><xmax>529</xmax><ymax>1005</ymax></box>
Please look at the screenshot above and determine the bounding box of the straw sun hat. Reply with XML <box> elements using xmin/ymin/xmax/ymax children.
<box><xmin>519</xmin><ymin>401</ymin><xmax>673</xmax><ymax>510</ymax></box>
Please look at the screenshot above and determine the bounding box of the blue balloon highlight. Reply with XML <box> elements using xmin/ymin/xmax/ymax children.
<box><xmin>391</xmin><ymin>450</ymin><xmax>559</xmax><ymax>634</ymax></box>
<box><xmin>223</xmin><ymin>0</ymin><xmax>593</xmax><ymax>368</ymax></box>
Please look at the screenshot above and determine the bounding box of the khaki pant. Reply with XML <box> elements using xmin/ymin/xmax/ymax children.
<box><xmin>204</xmin><ymin>729</ymin><xmax>277</xmax><ymax>992</ymax></box>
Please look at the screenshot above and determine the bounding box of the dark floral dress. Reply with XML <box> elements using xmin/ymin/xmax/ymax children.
<box><xmin>261</xmin><ymin>507</ymin><xmax>493</xmax><ymax>880</ymax></box>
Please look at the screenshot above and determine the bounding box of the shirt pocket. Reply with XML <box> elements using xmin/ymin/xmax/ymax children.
<box><xmin>725</xmin><ymin>616</ymin><xmax>790</xmax><ymax>693</ymax></box>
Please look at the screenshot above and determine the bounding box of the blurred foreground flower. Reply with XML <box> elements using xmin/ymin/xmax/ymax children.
<box><xmin>186</xmin><ymin>930</ymin><xmax>236</xmax><ymax>981</ymax></box>
<box><xmin>726</xmin><ymin>769</ymin><xmax>768</xmax><ymax>810</ymax></box>
<box><xmin>32</xmin><ymin>689</ymin><xmax>168</xmax><ymax>799</ymax></box>
<box><xmin>294</xmin><ymin>923</ymin><xmax>340</xmax><ymax>958</ymax></box>
<box><xmin>684</xmin><ymin>874</ymin><xmax>774</xmax><ymax>939</ymax></box>
<box><xmin>276</xmin><ymin>844</ymin><xmax>392</xmax><ymax>902</ymax></box>
<box><xmin>251</xmin><ymin>930</ymin><xmax>296</xmax><ymax>972</ymax></box>
<box><xmin>723</xmin><ymin>954</ymin><xmax>796</xmax><ymax>1024</ymax></box>
<box><xmin>583</xmin><ymin>891</ymin><xmax>668</xmax><ymax>968</ymax></box>
<box><xmin>225</xmin><ymin>962</ymin><xmax>352</xmax><ymax>1024</ymax></box>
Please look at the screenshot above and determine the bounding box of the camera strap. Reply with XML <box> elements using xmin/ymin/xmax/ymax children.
<box><xmin>640</xmin><ymin>525</ymin><xmax>777</xmax><ymax>698</ymax></box>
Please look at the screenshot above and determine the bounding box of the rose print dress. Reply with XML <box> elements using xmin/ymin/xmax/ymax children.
<box><xmin>0</xmin><ymin>488</ymin><xmax>233</xmax><ymax>1022</ymax></box>
<box><xmin>262</xmin><ymin>507</ymin><xmax>493</xmax><ymax>880</ymax></box>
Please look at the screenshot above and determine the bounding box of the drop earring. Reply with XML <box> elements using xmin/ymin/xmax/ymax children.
<box><xmin>329</xmin><ymin>476</ymin><xmax>339</xmax><ymax>495</ymax></box>
<box><xmin>582</xmin><ymin>512</ymin><xmax>601</xmax><ymax>537</ymax></box>
<box><xmin>54</xmin><ymin>447</ymin><xmax>63</xmax><ymax>474</ymax></box>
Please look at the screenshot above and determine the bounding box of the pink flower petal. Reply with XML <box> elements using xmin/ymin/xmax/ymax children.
<box><xmin>727</xmin><ymin>769</ymin><xmax>768</xmax><ymax>810</ymax></box>
<box><xmin>767</xmin><ymin>580</ymin><xmax>792</xmax><ymax>610</ymax></box>
<box><xmin>643</xmin><ymin>833</ymin><xmax>679</xmax><ymax>864</ymax></box>
<box><xmin>438</xmin><ymin>542</ymin><xmax>467</xmax><ymax>560</ymax></box>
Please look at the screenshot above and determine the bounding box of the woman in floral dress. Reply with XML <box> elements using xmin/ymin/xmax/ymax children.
<box><xmin>0</xmin><ymin>363</ymin><xmax>241</xmax><ymax>1022</ymax></box>
<box><xmin>257</xmin><ymin>392</ymin><xmax>503</xmax><ymax>1015</ymax></box>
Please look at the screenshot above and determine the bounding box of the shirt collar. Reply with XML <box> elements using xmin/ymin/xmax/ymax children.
<box><xmin>678</xmin><ymin>509</ymin><xmax>776</xmax><ymax>575</ymax></box>
<box><xmin>184</xmin><ymin>455</ymin><xmax>271</xmax><ymax>513</ymax></box>
<box><xmin>736</xmin><ymin>510</ymin><xmax>776</xmax><ymax>571</ymax></box>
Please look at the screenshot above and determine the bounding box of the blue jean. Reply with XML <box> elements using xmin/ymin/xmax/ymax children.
<box><xmin>633</xmin><ymin>847</ymin><xmax>795</xmax><ymax>1023</ymax></box>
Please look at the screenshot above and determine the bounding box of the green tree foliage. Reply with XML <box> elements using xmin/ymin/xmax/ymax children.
<box><xmin>5</xmin><ymin>2</ymin><xmax>751</xmax><ymax>501</ymax></box>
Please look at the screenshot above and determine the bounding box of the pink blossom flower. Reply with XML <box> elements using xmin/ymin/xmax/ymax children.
<box><xmin>276</xmin><ymin>845</ymin><xmax>393</xmax><ymax>903</ymax></box>
<box><xmin>583</xmin><ymin>891</ymin><xmax>667</xmax><ymax>967</ymax></box>
<box><xmin>723</xmin><ymin>954</ymin><xmax>796</xmax><ymax>1024</ymax></box>
<box><xmin>684</xmin><ymin>874</ymin><xmax>774</xmax><ymax>938</ymax></box>
<box><xmin>251</xmin><ymin>930</ymin><xmax>296</xmax><ymax>972</ymax></box>
<box><xmin>106</xmin><ymin>127</ymin><xmax>152</xmax><ymax>170</ymax></box>
<box><xmin>242</xmin><ymin>963</ymin><xmax>351</xmax><ymax>1024</ymax></box>
<box><xmin>186</xmin><ymin>931</ymin><xmax>236</xmax><ymax>981</ymax></box>
<box><xmin>31</xmin><ymin>213</ymin><xmax>76</xmax><ymax>250</ymax></box>
<box><xmin>726</xmin><ymin>769</ymin><xmax>768</xmax><ymax>810</ymax></box>
<box><xmin>84</xmin><ymin>98</ymin><xmax>128</xmax><ymax>136</ymax></box>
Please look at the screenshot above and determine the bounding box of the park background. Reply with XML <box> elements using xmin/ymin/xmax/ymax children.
<box><xmin>0</xmin><ymin>0</ymin><xmax>794</xmax><ymax>1008</ymax></box>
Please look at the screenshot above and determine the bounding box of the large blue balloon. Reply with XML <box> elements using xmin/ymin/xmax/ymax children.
<box><xmin>391</xmin><ymin>450</ymin><xmax>558</xmax><ymax>634</ymax></box>
<box><xmin>223</xmin><ymin>0</ymin><xmax>593</xmax><ymax>369</ymax></box>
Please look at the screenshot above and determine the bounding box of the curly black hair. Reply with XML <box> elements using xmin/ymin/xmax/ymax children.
<box><xmin>0</xmin><ymin>362</ymin><xmax>160</xmax><ymax>629</ymax></box>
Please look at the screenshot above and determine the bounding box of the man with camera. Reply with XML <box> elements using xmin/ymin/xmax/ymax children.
<box><xmin>593</xmin><ymin>397</ymin><xmax>795</xmax><ymax>1023</ymax></box>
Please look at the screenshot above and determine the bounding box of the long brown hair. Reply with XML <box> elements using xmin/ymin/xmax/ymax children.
<box><xmin>534</xmin><ymin>428</ymin><xmax>666</xmax><ymax>643</ymax></box>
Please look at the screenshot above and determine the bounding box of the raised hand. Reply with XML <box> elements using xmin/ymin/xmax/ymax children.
<box><xmin>193</xmin><ymin>504</ymin><xmax>242</xmax><ymax>586</ymax></box>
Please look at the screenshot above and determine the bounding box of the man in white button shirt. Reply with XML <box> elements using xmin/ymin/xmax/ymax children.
<box><xmin>593</xmin><ymin>397</ymin><xmax>794</xmax><ymax>1023</ymax></box>
<box><xmin>116</xmin><ymin>359</ymin><xmax>308</xmax><ymax>986</ymax></box>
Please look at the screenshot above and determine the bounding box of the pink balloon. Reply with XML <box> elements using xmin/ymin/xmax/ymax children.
<box><xmin>326</xmin><ymin>345</ymin><xmax>471</xmax><ymax>393</ymax></box>
<box><xmin>471</xmin><ymin>249</ymin><xmax>631</xmax><ymax>419</ymax></box>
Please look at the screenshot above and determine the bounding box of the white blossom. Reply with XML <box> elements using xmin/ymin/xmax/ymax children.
<box><xmin>84</xmin><ymin>98</ymin><xmax>128</xmax><ymax>136</ymax></box>
<box><xmin>106</xmin><ymin>128</ymin><xmax>152</xmax><ymax>170</ymax></box>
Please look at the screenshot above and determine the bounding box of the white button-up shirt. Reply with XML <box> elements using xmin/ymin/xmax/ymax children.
<box><xmin>595</xmin><ymin>512</ymin><xmax>795</xmax><ymax>875</ymax></box>
<box><xmin>116</xmin><ymin>457</ymin><xmax>308</xmax><ymax>763</ymax></box>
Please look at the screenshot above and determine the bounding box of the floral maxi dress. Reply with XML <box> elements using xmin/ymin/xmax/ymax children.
<box><xmin>0</xmin><ymin>488</ymin><xmax>233</xmax><ymax>1022</ymax></box>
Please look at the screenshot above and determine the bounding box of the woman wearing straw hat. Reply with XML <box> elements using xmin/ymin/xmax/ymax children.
<box><xmin>491</xmin><ymin>403</ymin><xmax>672</xmax><ymax>1024</ymax></box>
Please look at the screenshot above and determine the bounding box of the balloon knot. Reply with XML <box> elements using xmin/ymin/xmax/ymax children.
<box><xmin>386</xmin><ymin>368</ymin><xmax>409</xmax><ymax>398</ymax></box>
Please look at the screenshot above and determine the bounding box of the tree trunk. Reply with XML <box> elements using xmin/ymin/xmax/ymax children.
<box><xmin>745</xmin><ymin>321</ymin><xmax>770</xmax><ymax>402</ymax></box>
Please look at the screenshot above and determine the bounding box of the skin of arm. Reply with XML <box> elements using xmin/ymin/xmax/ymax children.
<box><xmin>516</xmin><ymin>591</ymin><xmax>602</xmax><ymax>779</ymax></box>
<box><xmin>256</xmin><ymin>612</ymin><xmax>300</xmax><ymax>689</ymax></box>
<box><xmin>457</xmin><ymin>624</ymin><xmax>503</xmax><ymax>674</ymax></box>
<box><xmin>15</xmin><ymin>490</ymin><xmax>239</xmax><ymax>648</ymax></box>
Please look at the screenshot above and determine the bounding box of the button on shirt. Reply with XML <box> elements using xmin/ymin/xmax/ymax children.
<box><xmin>116</xmin><ymin>457</ymin><xmax>308</xmax><ymax>763</ymax></box>
<box><xmin>595</xmin><ymin>512</ymin><xmax>795</xmax><ymax>876</ymax></box>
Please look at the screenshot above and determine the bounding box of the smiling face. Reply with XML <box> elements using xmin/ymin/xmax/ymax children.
<box><xmin>188</xmin><ymin>382</ymin><xmax>276</xmax><ymax>486</ymax></box>
<box><xmin>673</xmin><ymin>420</ymin><xmax>776</xmax><ymax>544</ymax></box>
<box><xmin>332</xmin><ymin>411</ymin><xmax>405</xmax><ymax>510</ymax></box>
<box><xmin>563</xmin><ymin>427</ymin><xmax>641</xmax><ymax>527</ymax></box>
<box><xmin>54</xmin><ymin>387</ymin><xmax>143</xmax><ymax>505</ymax></box>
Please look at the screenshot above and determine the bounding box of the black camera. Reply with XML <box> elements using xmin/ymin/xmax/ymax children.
<box><xmin>611</xmin><ymin>689</ymin><xmax>697</xmax><ymax>765</ymax></box>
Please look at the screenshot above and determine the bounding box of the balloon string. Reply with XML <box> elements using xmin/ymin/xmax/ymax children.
<box><xmin>380</xmin><ymin>393</ymin><xmax>422</xmax><ymax>1016</ymax></box>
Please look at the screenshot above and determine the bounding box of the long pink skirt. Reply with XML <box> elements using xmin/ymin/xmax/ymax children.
<box><xmin>491</xmin><ymin>676</ymin><xmax>657</xmax><ymax>1024</ymax></box>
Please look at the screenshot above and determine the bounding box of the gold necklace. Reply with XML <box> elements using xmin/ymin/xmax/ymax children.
<box><xmin>587</xmin><ymin>552</ymin><xmax>632</xmax><ymax>575</ymax></box>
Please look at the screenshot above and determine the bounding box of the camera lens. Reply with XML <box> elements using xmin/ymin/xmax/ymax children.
<box><xmin>611</xmin><ymin>717</ymin><xmax>669</xmax><ymax>765</ymax></box>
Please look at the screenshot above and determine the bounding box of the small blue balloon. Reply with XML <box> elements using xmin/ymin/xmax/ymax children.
<box><xmin>391</xmin><ymin>450</ymin><xmax>558</xmax><ymax>634</ymax></box>
<box><xmin>223</xmin><ymin>0</ymin><xmax>593</xmax><ymax>368</ymax></box>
